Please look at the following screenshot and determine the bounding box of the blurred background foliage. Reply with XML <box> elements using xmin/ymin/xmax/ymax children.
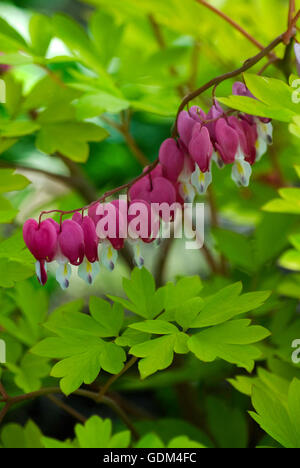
<box><xmin>0</xmin><ymin>0</ymin><xmax>300</xmax><ymax>448</ymax></box>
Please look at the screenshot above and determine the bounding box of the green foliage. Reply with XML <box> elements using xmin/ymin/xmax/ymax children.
<box><xmin>0</xmin><ymin>0</ymin><xmax>300</xmax><ymax>450</ymax></box>
<box><xmin>219</xmin><ymin>73</ymin><xmax>300</xmax><ymax>123</ymax></box>
<box><xmin>30</xmin><ymin>268</ymin><xmax>270</xmax><ymax>388</ymax></box>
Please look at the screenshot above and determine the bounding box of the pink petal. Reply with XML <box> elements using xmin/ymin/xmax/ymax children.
<box><xmin>233</xmin><ymin>81</ymin><xmax>254</xmax><ymax>98</ymax></box>
<box><xmin>188</xmin><ymin>125</ymin><xmax>213</xmax><ymax>172</ymax></box>
<box><xmin>58</xmin><ymin>220</ymin><xmax>85</xmax><ymax>265</ymax></box>
<box><xmin>177</xmin><ymin>111</ymin><xmax>197</xmax><ymax>146</ymax></box>
<box><xmin>206</xmin><ymin>102</ymin><xmax>224</xmax><ymax>142</ymax></box>
<box><xmin>215</xmin><ymin>118</ymin><xmax>239</xmax><ymax>164</ymax></box>
<box><xmin>95</xmin><ymin>200</ymin><xmax>128</xmax><ymax>250</ymax></box>
<box><xmin>128</xmin><ymin>199</ymin><xmax>158</xmax><ymax>242</ymax></box>
<box><xmin>73</xmin><ymin>213</ymin><xmax>99</xmax><ymax>262</ymax></box>
<box><xmin>159</xmin><ymin>138</ymin><xmax>184</xmax><ymax>181</ymax></box>
<box><xmin>23</xmin><ymin>219</ymin><xmax>58</xmax><ymax>262</ymax></box>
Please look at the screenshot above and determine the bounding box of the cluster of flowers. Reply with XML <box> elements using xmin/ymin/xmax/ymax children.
<box><xmin>23</xmin><ymin>82</ymin><xmax>273</xmax><ymax>289</ymax></box>
<box><xmin>23</xmin><ymin>199</ymin><xmax>160</xmax><ymax>289</ymax></box>
<box><xmin>157</xmin><ymin>81</ymin><xmax>273</xmax><ymax>205</ymax></box>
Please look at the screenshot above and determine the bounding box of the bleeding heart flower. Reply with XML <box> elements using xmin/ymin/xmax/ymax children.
<box><xmin>23</xmin><ymin>219</ymin><xmax>58</xmax><ymax>285</ymax></box>
<box><xmin>128</xmin><ymin>199</ymin><xmax>158</xmax><ymax>268</ymax></box>
<box><xmin>189</xmin><ymin>124</ymin><xmax>213</xmax><ymax>173</ymax></box>
<box><xmin>159</xmin><ymin>138</ymin><xmax>184</xmax><ymax>182</ymax></box>
<box><xmin>72</xmin><ymin>213</ymin><xmax>98</xmax><ymax>263</ymax></box>
<box><xmin>72</xmin><ymin>212</ymin><xmax>100</xmax><ymax>285</ymax></box>
<box><xmin>23</xmin><ymin>219</ymin><xmax>58</xmax><ymax>263</ymax></box>
<box><xmin>215</xmin><ymin>118</ymin><xmax>240</xmax><ymax>164</ymax></box>
<box><xmin>58</xmin><ymin>220</ymin><xmax>85</xmax><ymax>266</ymax></box>
<box><xmin>177</xmin><ymin>110</ymin><xmax>197</xmax><ymax>147</ymax></box>
<box><xmin>206</xmin><ymin>101</ymin><xmax>224</xmax><ymax>143</ymax></box>
<box><xmin>96</xmin><ymin>199</ymin><xmax>128</xmax><ymax>251</ymax></box>
<box><xmin>129</xmin><ymin>172</ymin><xmax>177</xmax><ymax>207</ymax></box>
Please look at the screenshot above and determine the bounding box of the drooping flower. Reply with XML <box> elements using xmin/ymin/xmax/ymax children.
<box><xmin>215</xmin><ymin>118</ymin><xmax>240</xmax><ymax>164</ymax></box>
<box><xmin>23</xmin><ymin>219</ymin><xmax>58</xmax><ymax>286</ymax></box>
<box><xmin>159</xmin><ymin>138</ymin><xmax>184</xmax><ymax>182</ymax></box>
<box><xmin>215</xmin><ymin>117</ymin><xmax>252</xmax><ymax>187</ymax></box>
<box><xmin>55</xmin><ymin>219</ymin><xmax>85</xmax><ymax>289</ymax></box>
<box><xmin>128</xmin><ymin>199</ymin><xmax>158</xmax><ymax>267</ymax></box>
<box><xmin>95</xmin><ymin>199</ymin><xmax>128</xmax><ymax>271</ymax></box>
<box><xmin>189</xmin><ymin>124</ymin><xmax>214</xmax><ymax>194</ymax></box>
<box><xmin>72</xmin><ymin>212</ymin><xmax>100</xmax><ymax>285</ymax></box>
<box><xmin>233</xmin><ymin>81</ymin><xmax>273</xmax><ymax>151</ymax></box>
<box><xmin>129</xmin><ymin>167</ymin><xmax>177</xmax><ymax>208</ymax></box>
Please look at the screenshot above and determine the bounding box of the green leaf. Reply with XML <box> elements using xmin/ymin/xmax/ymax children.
<box><xmin>42</xmin><ymin>437</ymin><xmax>74</xmax><ymax>448</ymax></box>
<box><xmin>89</xmin><ymin>297</ymin><xmax>124</xmax><ymax>337</ymax></box>
<box><xmin>191</xmin><ymin>283</ymin><xmax>270</xmax><ymax>328</ymax></box>
<box><xmin>0</xmin><ymin>209</ymin><xmax>18</xmax><ymax>223</ymax></box>
<box><xmin>135</xmin><ymin>433</ymin><xmax>165</xmax><ymax>448</ymax></box>
<box><xmin>263</xmin><ymin>188</ymin><xmax>300</xmax><ymax>214</ymax></box>
<box><xmin>161</xmin><ymin>275</ymin><xmax>203</xmax><ymax>322</ymax></box>
<box><xmin>6</xmin><ymin>353</ymin><xmax>50</xmax><ymax>393</ymax></box>
<box><xmin>52</xmin><ymin>14</ymin><xmax>117</xmax><ymax>90</ymax></box>
<box><xmin>1</xmin><ymin>420</ymin><xmax>43</xmax><ymax>448</ymax></box>
<box><xmin>0</xmin><ymin>120</ymin><xmax>40</xmax><ymax>138</ymax></box>
<box><xmin>188</xmin><ymin>319</ymin><xmax>270</xmax><ymax>372</ymax></box>
<box><xmin>130</xmin><ymin>334</ymin><xmax>177</xmax><ymax>379</ymax></box>
<box><xmin>0</xmin><ymin>281</ymin><xmax>47</xmax><ymax>346</ymax></box>
<box><xmin>0</xmin><ymin>53</ymin><xmax>34</xmax><ymax>66</ymax></box>
<box><xmin>279</xmin><ymin>249</ymin><xmax>300</xmax><ymax>271</ymax></box>
<box><xmin>29</xmin><ymin>13</ymin><xmax>52</xmax><ymax>56</ymax></box>
<box><xmin>115</xmin><ymin>328</ymin><xmax>149</xmax><ymax>347</ymax></box>
<box><xmin>250</xmin><ymin>382</ymin><xmax>300</xmax><ymax>448</ymax></box>
<box><xmin>75</xmin><ymin>92</ymin><xmax>130</xmax><ymax>118</ymax></box>
<box><xmin>0</xmin><ymin>259</ymin><xmax>34</xmax><ymax>288</ymax></box>
<box><xmin>89</xmin><ymin>10</ymin><xmax>124</xmax><ymax>66</ymax></box>
<box><xmin>218</xmin><ymin>95</ymin><xmax>295</xmax><ymax>122</ymax></box>
<box><xmin>0</xmin><ymin>169</ymin><xmax>30</xmax><ymax>194</ymax></box>
<box><xmin>75</xmin><ymin>416</ymin><xmax>130</xmax><ymax>448</ymax></box>
<box><xmin>206</xmin><ymin>396</ymin><xmax>248</xmax><ymax>448</ymax></box>
<box><xmin>167</xmin><ymin>436</ymin><xmax>205</xmax><ymax>448</ymax></box>
<box><xmin>0</xmin><ymin>18</ymin><xmax>28</xmax><ymax>52</ymax></box>
<box><xmin>227</xmin><ymin>375</ymin><xmax>255</xmax><ymax>396</ymax></box>
<box><xmin>36</xmin><ymin>122</ymin><xmax>109</xmax><ymax>162</ymax></box>
<box><xmin>129</xmin><ymin>320</ymin><xmax>178</xmax><ymax>335</ymax></box>
<box><xmin>44</xmin><ymin>298</ymin><xmax>123</xmax><ymax>339</ymax></box>
<box><xmin>109</xmin><ymin>268</ymin><xmax>165</xmax><ymax>319</ymax></box>
<box><xmin>244</xmin><ymin>73</ymin><xmax>300</xmax><ymax>114</ymax></box>
<box><xmin>32</xmin><ymin>330</ymin><xmax>126</xmax><ymax>395</ymax></box>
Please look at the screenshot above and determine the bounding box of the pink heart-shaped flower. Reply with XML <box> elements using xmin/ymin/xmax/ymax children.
<box><xmin>23</xmin><ymin>219</ymin><xmax>58</xmax><ymax>262</ymax></box>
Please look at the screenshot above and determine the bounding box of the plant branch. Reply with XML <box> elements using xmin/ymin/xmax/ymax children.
<box><xmin>288</xmin><ymin>0</ymin><xmax>296</xmax><ymax>27</ymax></box>
<box><xmin>195</xmin><ymin>0</ymin><xmax>277</xmax><ymax>60</ymax></box>
<box><xmin>172</xmin><ymin>29</ymin><xmax>293</xmax><ymax>137</ymax></box>
<box><xmin>97</xmin><ymin>357</ymin><xmax>138</xmax><ymax>402</ymax></box>
<box><xmin>0</xmin><ymin>382</ymin><xmax>8</xmax><ymax>400</ymax></box>
<box><xmin>47</xmin><ymin>394</ymin><xmax>87</xmax><ymax>424</ymax></box>
<box><xmin>0</xmin><ymin>385</ymin><xmax>139</xmax><ymax>439</ymax></box>
<box><xmin>39</xmin><ymin>160</ymin><xmax>159</xmax><ymax>221</ymax></box>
